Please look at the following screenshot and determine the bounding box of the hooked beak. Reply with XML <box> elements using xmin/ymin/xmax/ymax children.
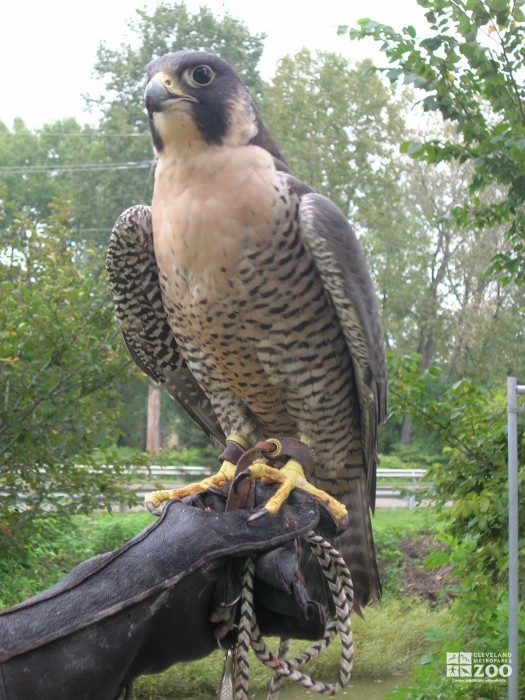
<box><xmin>144</xmin><ymin>72</ymin><xmax>198</xmax><ymax>113</ymax></box>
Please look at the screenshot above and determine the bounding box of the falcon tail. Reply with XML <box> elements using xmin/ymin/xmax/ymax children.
<box><xmin>332</xmin><ymin>468</ymin><xmax>381</xmax><ymax>614</ymax></box>
<box><xmin>300</xmin><ymin>467</ymin><xmax>381</xmax><ymax>617</ymax></box>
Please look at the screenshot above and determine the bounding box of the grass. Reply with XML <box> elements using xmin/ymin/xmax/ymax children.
<box><xmin>0</xmin><ymin>511</ymin><xmax>153</xmax><ymax>608</ymax></box>
<box><xmin>0</xmin><ymin>506</ymin><xmax>450</xmax><ymax>698</ymax></box>
<box><xmin>372</xmin><ymin>506</ymin><xmax>437</xmax><ymax>596</ymax></box>
<box><xmin>131</xmin><ymin>507</ymin><xmax>446</xmax><ymax>698</ymax></box>
<box><xmin>0</xmin><ymin>507</ymin><xmax>433</xmax><ymax>608</ymax></box>
<box><xmin>131</xmin><ymin>596</ymin><xmax>449</xmax><ymax>699</ymax></box>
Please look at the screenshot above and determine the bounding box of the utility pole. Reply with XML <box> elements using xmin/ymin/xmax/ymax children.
<box><xmin>507</xmin><ymin>377</ymin><xmax>523</xmax><ymax>700</ymax></box>
<box><xmin>146</xmin><ymin>382</ymin><xmax>161</xmax><ymax>453</ymax></box>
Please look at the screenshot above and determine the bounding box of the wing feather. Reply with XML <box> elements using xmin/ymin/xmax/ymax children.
<box><xmin>106</xmin><ymin>205</ymin><xmax>225</xmax><ymax>447</ymax></box>
<box><xmin>298</xmin><ymin>192</ymin><xmax>387</xmax><ymax>509</ymax></box>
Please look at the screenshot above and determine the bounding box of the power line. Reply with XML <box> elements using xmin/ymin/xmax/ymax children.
<box><xmin>2</xmin><ymin>131</ymin><xmax>150</xmax><ymax>139</ymax></box>
<box><xmin>73</xmin><ymin>228</ymin><xmax>115</xmax><ymax>233</ymax></box>
<box><xmin>32</xmin><ymin>132</ymin><xmax>150</xmax><ymax>138</ymax></box>
<box><xmin>0</xmin><ymin>161</ymin><xmax>153</xmax><ymax>175</ymax></box>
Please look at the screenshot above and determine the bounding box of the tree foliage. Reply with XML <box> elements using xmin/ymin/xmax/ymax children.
<box><xmin>392</xmin><ymin>153</ymin><xmax>525</xmax><ymax>382</ymax></box>
<box><xmin>91</xmin><ymin>1</ymin><xmax>266</xmax><ymax>129</ymax></box>
<box><xmin>0</xmin><ymin>200</ymin><xmax>132</xmax><ymax>549</ymax></box>
<box><xmin>0</xmin><ymin>120</ymin><xmax>66</xmax><ymax>222</ymax></box>
<box><xmin>0</xmin><ymin>118</ymin><xmax>153</xmax><ymax>246</ymax></box>
<box><xmin>261</xmin><ymin>51</ymin><xmax>411</xmax><ymax>223</ymax></box>
<box><xmin>341</xmin><ymin>0</ymin><xmax>525</xmax><ymax>283</ymax></box>
<box><xmin>2</xmin><ymin>0</ymin><xmax>524</xmax><ymax>469</ymax></box>
<box><xmin>388</xmin><ymin>353</ymin><xmax>525</xmax><ymax>697</ymax></box>
<box><xmin>262</xmin><ymin>48</ymin><xmax>525</xmax><ymax>390</ymax></box>
<box><xmin>0</xmin><ymin>4</ymin><xmax>266</xmax><ymax>248</ymax></box>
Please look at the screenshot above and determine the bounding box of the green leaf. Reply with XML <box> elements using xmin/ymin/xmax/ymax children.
<box><xmin>487</xmin><ymin>0</ymin><xmax>510</xmax><ymax>12</ymax></box>
<box><xmin>357</xmin><ymin>17</ymin><xmax>383</xmax><ymax>31</ymax></box>
<box><xmin>420</xmin><ymin>36</ymin><xmax>443</xmax><ymax>52</ymax></box>
<box><xmin>385</xmin><ymin>67</ymin><xmax>404</xmax><ymax>81</ymax></box>
<box><xmin>400</xmin><ymin>140</ymin><xmax>425</xmax><ymax>156</ymax></box>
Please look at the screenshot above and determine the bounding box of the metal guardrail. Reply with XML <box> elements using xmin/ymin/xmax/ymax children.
<box><xmin>375</xmin><ymin>467</ymin><xmax>428</xmax><ymax>509</ymax></box>
<box><xmin>6</xmin><ymin>466</ymin><xmax>429</xmax><ymax>510</ymax></box>
<box><xmin>128</xmin><ymin>465</ymin><xmax>428</xmax><ymax>509</ymax></box>
<box><xmin>376</xmin><ymin>468</ymin><xmax>427</xmax><ymax>480</ymax></box>
<box><xmin>133</xmin><ymin>466</ymin><xmax>428</xmax><ymax>479</ymax></box>
<box><xmin>134</xmin><ymin>465</ymin><xmax>211</xmax><ymax>478</ymax></box>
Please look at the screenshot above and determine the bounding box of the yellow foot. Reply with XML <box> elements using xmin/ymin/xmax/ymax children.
<box><xmin>144</xmin><ymin>460</ymin><xmax>236</xmax><ymax>514</ymax></box>
<box><xmin>234</xmin><ymin>457</ymin><xmax>348</xmax><ymax>525</ymax></box>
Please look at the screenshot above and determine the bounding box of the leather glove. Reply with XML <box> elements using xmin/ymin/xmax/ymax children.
<box><xmin>0</xmin><ymin>484</ymin><xmax>341</xmax><ymax>700</ymax></box>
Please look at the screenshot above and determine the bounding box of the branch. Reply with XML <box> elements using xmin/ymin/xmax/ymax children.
<box><xmin>389</xmin><ymin>385</ymin><xmax>497</xmax><ymax>471</ymax></box>
<box><xmin>480</xmin><ymin>1</ymin><xmax>525</xmax><ymax>125</ymax></box>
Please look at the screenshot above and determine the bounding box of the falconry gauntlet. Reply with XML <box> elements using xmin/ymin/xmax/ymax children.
<box><xmin>0</xmin><ymin>485</ymin><xmax>341</xmax><ymax>700</ymax></box>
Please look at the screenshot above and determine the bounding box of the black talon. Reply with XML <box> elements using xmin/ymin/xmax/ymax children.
<box><xmin>248</xmin><ymin>507</ymin><xmax>269</xmax><ymax>522</ymax></box>
<box><xmin>207</xmin><ymin>487</ymin><xmax>225</xmax><ymax>497</ymax></box>
<box><xmin>145</xmin><ymin>502</ymin><xmax>163</xmax><ymax>517</ymax></box>
<box><xmin>232</xmin><ymin>470</ymin><xmax>250</xmax><ymax>493</ymax></box>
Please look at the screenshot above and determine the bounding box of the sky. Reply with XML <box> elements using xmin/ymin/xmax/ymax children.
<box><xmin>0</xmin><ymin>0</ymin><xmax>426</xmax><ymax>130</ymax></box>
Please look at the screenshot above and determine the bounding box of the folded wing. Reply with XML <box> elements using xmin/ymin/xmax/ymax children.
<box><xmin>106</xmin><ymin>205</ymin><xmax>225</xmax><ymax>447</ymax></box>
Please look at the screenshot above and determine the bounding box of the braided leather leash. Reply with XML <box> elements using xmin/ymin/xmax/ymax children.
<box><xmin>218</xmin><ymin>438</ymin><xmax>354</xmax><ymax>699</ymax></box>
<box><xmin>222</xmin><ymin>531</ymin><xmax>354</xmax><ymax>700</ymax></box>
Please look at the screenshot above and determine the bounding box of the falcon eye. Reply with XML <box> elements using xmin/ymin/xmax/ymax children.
<box><xmin>187</xmin><ymin>65</ymin><xmax>215</xmax><ymax>87</ymax></box>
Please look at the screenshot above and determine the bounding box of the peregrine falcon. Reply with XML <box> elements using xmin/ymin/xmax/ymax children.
<box><xmin>106</xmin><ymin>50</ymin><xmax>387</xmax><ymax>611</ymax></box>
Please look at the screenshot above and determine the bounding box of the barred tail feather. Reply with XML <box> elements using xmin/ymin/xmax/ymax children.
<box><xmin>332</xmin><ymin>468</ymin><xmax>381</xmax><ymax>614</ymax></box>
<box><xmin>300</xmin><ymin>467</ymin><xmax>380</xmax><ymax>617</ymax></box>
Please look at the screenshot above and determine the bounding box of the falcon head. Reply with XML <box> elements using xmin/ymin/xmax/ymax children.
<box><xmin>144</xmin><ymin>50</ymin><xmax>287</xmax><ymax>165</ymax></box>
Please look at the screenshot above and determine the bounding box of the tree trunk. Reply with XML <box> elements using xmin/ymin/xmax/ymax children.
<box><xmin>401</xmin><ymin>413</ymin><xmax>413</xmax><ymax>445</ymax></box>
<box><xmin>146</xmin><ymin>383</ymin><xmax>161</xmax><ymax>453</ymax></box>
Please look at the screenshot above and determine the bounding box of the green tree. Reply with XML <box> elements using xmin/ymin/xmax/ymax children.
<box><xmin>388</xmin><ymin>354</ymin><xmax>525</xmax><ymax>698</ymax></box>
<box><xmin>262</xmin><ymin>48</ymin><xmax>525</xmax><ymax>391</ymax></box>
<box><xmin>0</xmin><ymin>200</ymin><xmax>131</xmax><ymax>549</ymax></box>
<box><xmin>393</xmin><ymin>150</ymin><xmax>525</xmax><ymax>383</ymax></box>
<box><xmin>90</xmin><ymin>1</ymin><xmax>266</xmax><ymax>129</ymax></box>
<box><xmin>35</xmin><ymin>119</ymin><xmax>152</xmax><ymax>247</ymax></box>
<box><xmin>1</xmin><ymin>3</ymin><xmax>270</xmax><ymax>457</ymax></box>
<box><xmin>0</xmin><ymin>119</ymin><xmax>64</xmax><ymax>221</ymax></box>
<box><xmin>0</xmin><ymin>118</ymin><xmax>152</xmax><ymax>246</ymax></box>
<box><xmin>341</xmin><ymin>0</ymin><xmax>525</xmax><ymax>283</ymax></box>
<box><xmin>261</xmin><ymin>51</ymin><xmax>411</xmax><ymax>223</ymax></box>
